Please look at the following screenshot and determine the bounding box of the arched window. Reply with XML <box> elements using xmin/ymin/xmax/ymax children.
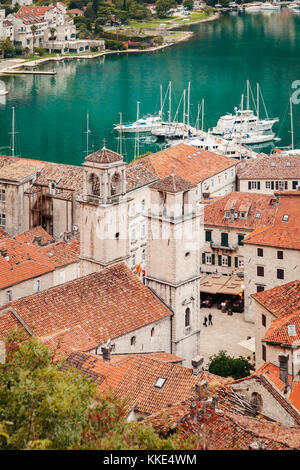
<box><xmin>185</xmin><ymin>308</ymin><xmax>190</xmax><ymax>328</ymax></box>
<box><xmin>131</xmin><ymin>336</ymin><xmax>136</xmax><ymax>346</ymax></box>
<box><xmin>151</xmin><ymin>327</ymin><xmax>154</xmax><ymax>337</ymax></box>
<box><xmin>88</xmin><ymin>173</ymin><xmax>100</xmax><ymax>196</ymax></box>
<box><xmin>250</xmin><ymin>392</ymin><xmax>263</xmax><ymax>415</ymax></box>
<box><xmin>111</xmin><ymin>172</ymin><xmax>122</xmax><ymax>196</ymax></box>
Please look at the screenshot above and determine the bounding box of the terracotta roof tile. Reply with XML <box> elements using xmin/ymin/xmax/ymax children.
<box><xmin>150</xmin><ymin>174</ymin><xmax>196</xmax><ymax>193</ymax></box>
<box><xmin>289</xmin><ymin>381</ymin><xmax>300</xmax><ymax>411</ymax></box>
<box><xmin>252</xmin><ymin>280</ymin><xmax>300</xmax><ymax>319</ymax></box>
<box><xmin>204</xmin><ymin>192</ymin><xmax>277</xmax><ymax>229</ymax></box>
<box><xmin>85</xmin><ymin>147</ymin><xmax>123</xmax><ymax>164</ymax></box>
<box><xmin>14</xmin><ymin>226</ymin><xmax>54</xmax><ymax>246</ymax></box>
<box><xmin>238</xmin><ymin>154</ymin><xmax>300</xmax><ymax>180</ymax></box>
<box><xmin>256</xmin><ymin>363</ymin><xmax>293</xmax><ymax>392</ymax></box>
<box><xmin>0</xmin><ymin>263</ymin><xmax>171</xmax><ymax>347</ymax></box>
<box><xmin>244</xmin><ymin>193</ymin><xmax>300</xmax><ymax>249</ymax></box>
<box><xmin>65</xmin><ymin>352</ymin><xmax>205</xmax><ymax>414</ymax></box>
<box><xmin>128</xmin><ymin>144</ymin><xmax>237</xmax><ymax>185</ymax></box>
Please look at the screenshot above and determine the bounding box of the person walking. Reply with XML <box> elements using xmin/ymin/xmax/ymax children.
<box><xmin>208</xmin><ymin>313</ymin><xmax>213</xmax><ymax>326</ymax></box>
<box><xmin>203</xmin><ymin>315</ymin><xmax>208</xmax><ymax>327</ymax></box>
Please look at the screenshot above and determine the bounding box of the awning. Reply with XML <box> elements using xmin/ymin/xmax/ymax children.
<box><xmin>200</xmin><ymin>273</ymin><xmax>243</xmax><ymax>296</ymax></box>
<box><xmin>238</xmin><ymin>337</ymin><xmax>255</xmax><ymax>353</ymax></box>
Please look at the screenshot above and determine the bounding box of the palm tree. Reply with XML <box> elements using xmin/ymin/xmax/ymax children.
<box><xmin>50</xmin><ymin>27</ymin><xmax>56</xmax><ymax>41</ymax></box>
<box><xmin>30</xmin><ymin>24</ymin><xmax>38</xmax><ymax>54</ymax></box>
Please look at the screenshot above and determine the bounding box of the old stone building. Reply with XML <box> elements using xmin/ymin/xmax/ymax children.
<box><xmin>0</xmin><ymin>226</ymin><xmax>80</xmax><ymax>306</ymax></box>
<box><xmin>237</xmin><ymin>154</ymin><xmax>300</xmax><ymax>194</ymax></box>
<box><xmin>201</xmin><ymin>191</ymin><xmax>277</xmax><ymax>277</ymax></box>
<box><xmin>145</xmin><ymin>174</ymin><xmax>202</xmax><ymax>365</ymax></box>
<box><xmin>243</xmin><ymin>191</ymin><xmax>300</xmax><ymax>322</ymax></box>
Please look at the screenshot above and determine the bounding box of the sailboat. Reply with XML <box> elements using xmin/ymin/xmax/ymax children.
<box><xmin>211</xmin><ymin>81</ymin><xmax>279</xmax><ymax>144</ymax></box>
<box><xmin>260</xmin><ymin>2</ymin><xmax>281</xmax><ymax>10</ymax></box>
<box><xmin>273</xmin><ymin>97</ymin><xmax>300</xmax><ymax>156</ymax></box>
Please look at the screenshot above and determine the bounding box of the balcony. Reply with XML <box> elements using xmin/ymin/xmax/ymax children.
<box><xmin>210</xmin><ymin>241</ymin><xmax>238</xmax><ymax>251</ymax></box>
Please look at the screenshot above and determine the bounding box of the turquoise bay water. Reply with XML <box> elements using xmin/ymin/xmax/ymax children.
<box><xmin>1</xmin><ymin>9</ymin><xmax>300</xmax><ymax>165</ymax></box>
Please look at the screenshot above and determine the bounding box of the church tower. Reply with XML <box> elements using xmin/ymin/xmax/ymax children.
<box><xmin>145</xmin><ymin>174</ymin><xmax>202</xmax><ymax>366</ymax></box>
<box><xmin>79</xmin><ymin>145</ymin><xmax>129</xmax><ymax>276</ymax></box>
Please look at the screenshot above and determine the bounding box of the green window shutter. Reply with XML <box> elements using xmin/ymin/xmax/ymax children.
<box><xmin>202</xmin><ymin>252</ymin><xmax>206</xmax><ymax>264</ymax></box>
<box><xmin>221</xmin><ymin>232</ymin><xmax>228</xmax><ymax>247</ymax></box>
<box><xmin>238</xmin><ymin>234</ymin><xmax>244</xmax><ymax>246</ymax></box>
<box><xmin>228</xmin><ymin>256</ymin><xmax>231</xmax><ymax>267</ymax></box>
<box><xmin>205</xmin><ymin>230</ymin><xmax>212</xmax><ymax>242</ymax></box>
<box><xmin>212</xmin><ymin>254</ymin><xmax>215</xmax><ymax>265</ymax></box>
<box><xmin>218</xmin><ymin>255</ymin><xmax>222</xmax><ymax>266</ymax></box>
<box><xmin>235</xmin><ymin>256</ymin><xmax>238</xmax><ymax>268</ymax></box>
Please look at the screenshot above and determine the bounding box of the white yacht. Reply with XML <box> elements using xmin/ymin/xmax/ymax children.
<box><xmin>260</xmin><ymin>2</ymin><xmax>281</xmax><ymax>10</ymax></box>
<box><xmin>114</xmin><ymin>114</ymin><xmax>162</xmax><ymax>133</ymax></box>
<box><xmin>223</xmin><ymin>130</ymin><xmax>277</xmax><ymax>144</ymax></box>
<box><xmin>245</xmin><ymin>3</ymin><xmax>262</xmax><ymax>12</ymax></box>
<box><xmin>212</xmin><ymin>81</ymin><xmax>279</xmax><ymax>138</ymax></box>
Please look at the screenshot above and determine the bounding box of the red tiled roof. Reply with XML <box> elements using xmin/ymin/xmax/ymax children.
<box><xmin>15</xmin><ymin>6</ymin><xmax>53</xmax><ymax>17</ymax></box>
<box><xmin>0</xmin><ymin>228</ymin><xmax>10</xmax><ymax>241</ymax></box>
<box><xmin>243</xmin><ymin>193</ymin><xmax>300</xmax><ymax>249</ymax></box>
<box><xmin>0</xmin><ymin>310</ymin><xmax>29</xmax><ymax>339</ymax></box>
<box><xmin>0</xmin><ymin>233</ymin><xmax>79</xmax><ymax>290</ymax></box>
<box><xmin>85</xmin><ymin>147</ymin><xmax>123</xmax><ymax>164</ymax></box>
<box><xmin>251</xmin><ymin>280</ymin><xmax>300</xmax><ymax>319</ymax></box>
<box><xmin>149</xmin><ymin>174</ymin><xmax>196</xmax><ymax>193</ymax></box>
<box><xmin>128</xmin><ymin>144</ymin><xmax>237</xmax><ymax>185</ymax></box>
<box><xmin>0</xmin><ymin>263</ymin><xmax>171</xmax><ymax>347</ymax></box>
<box><xmin>204</xmin><ymin>192</ymin><xmax>277</xmax><ymax>229</ymax></box>
<box><xmin>66</xmin><ymin>352</ymin><xmax>212</xmax><ymax>415</ymax></box>
<box><xmin>289</xmin><ymin>381</ymin><xmax>300</xmax><ymax>411</ymax></box>
<box><xmin>144</xmin><ymin>396</ymin><xmax>300</xmax><ymax>449</ymax></box>
<box><xmin>256</xmin><ymin>363</ymin><xmax>293</xmax><ymax>392</ymax></box>
<box><xmin>262</xmin><ymin>311</ymin><xmax>300</xmax><ymax>346</ymax></box>
<box><xmin>14</xmin><ymin>226</ymin><xmax>54</xmax><ymax>246</ymax></box>
<box><xmin>237</xmin><ymin>154</ymin><xmax>300</xmax><ymax>180</ymax></box>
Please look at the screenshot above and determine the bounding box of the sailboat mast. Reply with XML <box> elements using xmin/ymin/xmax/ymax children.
<box><xmin>246</xmin><ymin>80</ymin><xmax>249</xmax><ymax>111</ymax></box>
<box><xmin>119</xmin><ymin>112</ymin><xmax>123</xmax><ymax>156</ymax></box>
<box><xmin>290</xmin><ymin>97</ymin><xmax>294</xmax><ymax>150</ymax></box>
<box><xmin>85</xmin><ymin>112</ymin><xmax>90</xmax><ymax>156</ymax></box>
<box><xmin>241</xmin><ymin>94</ymin><xmax>244</xmax><ymax>112</ymax></box>
<box><xmin>160</xmin><ymin>85</ymin><xmax>163</xmax><ymax>119</ymax></box>
<box><xmin>183</xmin><ymin>89</ymin><xmax>186</xmax><ymax>126</ymax></box>
<box><xmin>168</xmin><ymin>81</ymin><xmax>172</xmax><ymax>124</ymax></box>
<box><xmin>11</xmin><ymin>107</ymin><xmax>15</xmax><ymax>157</ymax></box>
<box><xmin>256</xmin><ymin>83</ymin><xmax>259</xmax><ymax>123</ymax></box>
<box><xmin>201</xmin><ymin>98</ymin><xmax>204</xmax><ymax>131</ymax></box>
<box><xmin>187</xmin><ymin>81</ymin><xmax>190</xmax><ymax>128</ymax></box>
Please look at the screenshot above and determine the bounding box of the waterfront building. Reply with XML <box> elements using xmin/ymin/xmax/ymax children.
<box><xmin>237</xmin><ymin>154</ymin><xmax>300</xmax><ymax>194</ymax></box>
<box><xmin>243</xmin><ymin>191</ymin><xmax>300</xmax><ymax>322</ymax></box>
<box><xmin>0</xmin><ymin>10</ymin><xmax>14</xmax><ymax>43</ymax></box>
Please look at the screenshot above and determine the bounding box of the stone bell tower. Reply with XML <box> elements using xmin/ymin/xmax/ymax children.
<box><xmin>79</xmin><ymin>145</ymin><xmax>130</xmax><ymax>276</ymax></box>
<box><xmin>145</xmin><ymin>174</ymin><xmax>202</xmax><ymax>366</ymax></box>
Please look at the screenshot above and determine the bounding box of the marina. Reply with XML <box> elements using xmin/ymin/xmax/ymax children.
<box><xmin>0</xmin><ymin>9</ymin><xmax>300</xmax><ymax>163</ymax></box>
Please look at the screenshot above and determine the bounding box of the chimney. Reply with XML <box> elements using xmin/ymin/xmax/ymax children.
<box><xmin>192</xmin><ymin>355</ymin><xmax>204</xmax><ymax>376</ymax></box>
<box><xmin>195</xmin><ymin>380</ymin><xmax>208</xmax><ymax>400</ymax></box>
<box><xmin>0</xmin><ymin>249</ymin><xmax>7</xmax><ymax>257</ymax></box>
<box><xmin>33</xmin><ymin>235</ymin><xmax>42</xmax><ymax>247</ymax></box>
<box><xmin>101</xmin><ymin>339</ymin><xmax>112</xmax><ymax>362</ymax></box>
<box><xmin>279</xmin><ymin>354</ymin><xmax>289</xmax><ymax>387</ymax></box>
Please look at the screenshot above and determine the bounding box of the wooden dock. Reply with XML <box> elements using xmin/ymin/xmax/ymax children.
<box><xmin>0</xmin><ymin>69</ymin><xmax>56</xmax><ymax>76</ymax></box>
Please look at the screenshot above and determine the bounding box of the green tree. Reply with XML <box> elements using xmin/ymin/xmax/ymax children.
<box><xmin>156</xmin><ymin>0</ymin><xmax>176</xmax><ymax>18</ymax></box>
<box><xmin>183</xmin><ymin>0</ymin><xmax>193</xmax><ymax>10</ymax></box>
<box><xmin>0</xmin><ymin>336</ymin><xmax>96</xmax><ymax>450</ymax></box>
<box><xmin>0</xmin><ymin>334</ymin><xmax>196</xmax><ymax>450</ymax></box>
<box><xmin>0</xmin><ymin>38</ymin><xmax>15</xmax><ymax>58</ymax></box>
<box><xmin>208</xmin><ymin>350</ymin><xmax>251</xmax><ymax>380</ymax></box>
